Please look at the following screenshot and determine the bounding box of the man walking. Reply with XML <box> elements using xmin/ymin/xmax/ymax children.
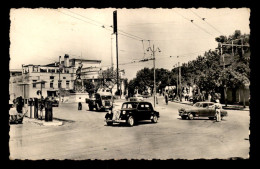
<box><xmin>215</xmin><ymin>99</ymin><xmax>222</xmax><ymax>122</ymax></box>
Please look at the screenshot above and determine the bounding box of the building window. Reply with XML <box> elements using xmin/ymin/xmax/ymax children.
<box><xmin>33</xmin><ymin>80</ymin><xmax>37</xmax><ymax>88</ymax></box>
<box><xmin>49</xmin><ymin>69</ymin><xmax>55</xmax><ymax>73</ymax></box>
<box><xmin>63</xmin><ymin>77</ymin><xmax>66</xmax><ymax>79</ymax></box>
<box><xmin>50</xmin><ymin>82</ymin><xmax>53</xmax><ymax>88</ymax></box>
<box><xmin>40</xmin><ymin>69</ymin><xmax>47</xmax><ymax>72</ymax></box>
<box><xmin>66</xmin><ymin>81</ymin><xmax>70</xmax><ymax>89</ymax></box>
<box><xmin>50</xmin><ymin>76</ymin><xmax>54</xmax><ymax>79</ymax></box>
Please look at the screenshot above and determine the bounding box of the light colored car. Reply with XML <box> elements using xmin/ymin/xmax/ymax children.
<box><xmin>132</xmin><ymin>94</ymin><xmax>144</xmax><ymax>101</ymax></box>
<box><xmin>178</xmin><ymin>101</ymin><xmax>228</xmax><ymax>120</ymax></box>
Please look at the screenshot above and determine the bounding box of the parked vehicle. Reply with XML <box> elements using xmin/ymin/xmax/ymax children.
<box><xmin>86</xmin><ymin>92</ymin><xmax>113</xmax><ymax>111</ymax></box>
<box><xmin>142</xmin><ymin>92</ymin><xmax>150</xmax><ymax>98</ymax></box>
<box><xmin>9</xmin><ymin>104</ymin><xmax>26</xmax><ymax>124</ymax></box>
<box><xmin>105</xmin><ymin>101</ymin><xmax>160</xmax><ymax>126</ymax></box>
<box><xmin>178</xmin><ymin>101</ymin><xmax>228</xmax><ymax>120</ymax></box>
<box><xmin>132</xmin><ymin>94</ymin><xmax>144</xmax><ymax>101</ymax></box>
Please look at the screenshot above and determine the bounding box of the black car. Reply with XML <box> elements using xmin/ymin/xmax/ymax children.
<box><xmin>105</xmin><ymin>101</ymin><xmax>160</xmax><ymax>126</ymax></box>
<box><xmin>86</xmin><ymin>92</ymin><xmax>113</xmax><ymax>111</ymax></box>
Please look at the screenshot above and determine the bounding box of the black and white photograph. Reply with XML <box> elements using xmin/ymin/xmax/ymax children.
<box><xmin>9</xmin><ymin>8</ymin><xmax>251</xmax><ymax>160</ymax></box>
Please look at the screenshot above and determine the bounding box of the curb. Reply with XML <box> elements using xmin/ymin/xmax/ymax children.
<box><xmin>24</xmin><ymin>117</ymin><xmax>63</xmax><ymax>126</ymax></box>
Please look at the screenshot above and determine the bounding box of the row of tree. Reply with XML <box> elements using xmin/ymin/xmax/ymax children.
<box><xmin>128</xmin><ymin>30</ymin><xmax>250</xmax><ymax>100</ymax></box>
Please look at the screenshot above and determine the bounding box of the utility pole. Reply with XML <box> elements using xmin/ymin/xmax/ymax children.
<box><xmin>178</xmin><ymin>62</ymin><xmax>182</xmax><ymax>102</ymax></box>
<box><xmin>153</xmin><ymin>45</ymin><xmax>156</xmax><ymax>107</ymax></box>
<box><xmin>147</xmin><ymin>44</ymin><xmax>161</xmax><ymax>107</ymax></box>
<box><xmin>113</xmin><ymin>11</ymin><xmax>119</xmax><ymax>97</ymax></box>
<box><xmin>59</xmin><ymin>56</ymin><xmax>61</xmax><ymax>104</ymax></box>
<box><xmin>220</xmin><ymin>43</ymin><xmax>227</xmax><ymax>106</ymax></box>
<box><xmin>175</xmin><ymin>64</ymin><xmax>178</xmax><ymax>100</ymax></box>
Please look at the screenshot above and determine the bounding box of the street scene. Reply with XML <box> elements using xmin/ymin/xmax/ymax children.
<box><xmin>9</xmin><ymin>8</ymin><xmax>250</xmax><ymax>160</ymax></box>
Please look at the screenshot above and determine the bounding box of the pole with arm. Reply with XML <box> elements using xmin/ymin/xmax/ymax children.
<box><xmin>221</xmin><ymin>43</ymin><xmax>227</xmax><ymax>106</ymax></box>
<box><xmin>153</xmin><ymin>44</ymin><xmax>156</xmax><ymax>107</ymax></box>
<box><xmin>59</xmin><ymin>56</ymin><xmax>61</xmax><ymax>104</ymax></box>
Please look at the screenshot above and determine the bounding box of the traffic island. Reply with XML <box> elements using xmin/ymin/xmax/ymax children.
<box><xmin>24</xmin><ymin>117</ymin><xmax>63</xmax><ymax>126</ymax></box>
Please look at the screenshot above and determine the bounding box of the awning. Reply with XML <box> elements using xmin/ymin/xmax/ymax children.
<box><xmin>17</xmin><ymin>82</ymin><xmax>30</xmax><ymax>85</ymax></box>
<box><xmin>32</xmin><ymin>80</ymin><xmax>47</xmax><ymax>84</ymax></box>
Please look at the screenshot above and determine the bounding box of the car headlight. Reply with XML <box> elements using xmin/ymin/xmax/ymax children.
<box><xmin>122</xmin><ymin>111</ymin><xmax>126</xmax><ymax>114</ymax></box>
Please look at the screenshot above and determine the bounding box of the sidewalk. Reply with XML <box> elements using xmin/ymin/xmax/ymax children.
<box><xmin>171</xmin><ymin>99</ymin><xmax>250</xmax><ymax>111</ymax></box>
<box><xmin>24</xmin><ymin>116</ymin><xmax>63</xmax><ymax>126</ymax></box>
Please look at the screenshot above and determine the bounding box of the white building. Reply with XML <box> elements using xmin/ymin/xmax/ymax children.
<box><xmin>9</xmin><ymin>54</ymin><xmax>101</xmax><ymax>101</ymax></box>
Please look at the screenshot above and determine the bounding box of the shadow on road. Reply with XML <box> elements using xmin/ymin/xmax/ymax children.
<box><xmin>104</xmin><ymin>120</ymin><xmax>157</xmax><ymax>127</ymax></box>
<box><xmin>177</xmin><ymin>117</ymin><xmax>214</xmax><ymax>121</ymax></box>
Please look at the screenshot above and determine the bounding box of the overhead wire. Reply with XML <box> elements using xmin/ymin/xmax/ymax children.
<box><xmin>189</xmin><ymin>9</ymin><xmax>224</xmax><ymax>35</ymax></box>
<box><xmin>173</xmin><ymin>9</ymin><xmax>215</xmax><ymax>38</ymax></box>
<box><xmin>62</xmin><ymin>9</ymin><xmax>148</xmax><ymax>42</ymax></box>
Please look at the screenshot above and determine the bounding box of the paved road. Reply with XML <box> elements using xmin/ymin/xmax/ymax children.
<box><xmin>9</xmin><ymin>97</ymin><xmax>250</xmax><ymax>160</ymax></box>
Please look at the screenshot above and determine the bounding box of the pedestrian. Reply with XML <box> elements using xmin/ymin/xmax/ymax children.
<box><xmin>215</xmin><ymin>99</ymin><xmax>222</xmax><ymax>122</ymax></box>
<box><xmin>16</xmin><ymin>96</ymin><xmax>23</xmax><ymax>114</ymax></box>
<box><xmin>39</xmin><ymin>97</ymin><xmax>45</xmax><ymax>120</ymax></box>
<box><xmin>78</xmin><ymin>102</ymin><xmax>82</xmax><ymax>110</ymax></box>
<box><xmin>208</xmin><ymin>93</ymin><xmax>212</xmax><ymax>102</ymax></box>
<box><xmin>165</xmin><ymin>93</ymin><xmax>168</xmax><ymax>105</ymax></box>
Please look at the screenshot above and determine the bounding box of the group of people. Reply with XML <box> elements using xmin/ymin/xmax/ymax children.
<box><xmin>11</xmin><ymin>96</ymin><xmax>55</xmax><ymax>121</ymax></box>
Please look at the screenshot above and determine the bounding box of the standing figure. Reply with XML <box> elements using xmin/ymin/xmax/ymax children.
<box><xmin>208</xmin><ymin>93</ymin><xmax>212</xmax><ymax>102</ymax></box>
<box><xmin>16</xmin><ymin>96</ymin><xmax>24</xmax><ymax>114</ymax></box>
<box><xmin>78</xmin><ymin>102</ymin><xmax>82</xmax><ymax>110</ymax></box>
<box><xmin>165</xmin><ymin>92</ymin><xmax>168</xmax><ymax>105</ymax></box>
<box><xmin>215</xmin><ymin>99</ymin><xmax>222</xmax><ymax>122</ymax></box>
<box><xmin>39</xmin><ymin>97</ymin><xmax>45</xmax><ymax>120</ymax></box>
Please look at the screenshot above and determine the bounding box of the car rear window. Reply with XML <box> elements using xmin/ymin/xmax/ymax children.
<box><xmin>202</xmin><ymin>103</ymin><xmax>208</xmax><ymax>108</ymax></box>
<box><xmin>122</xmin><ymin>103</ymin><xmax>138</xmax><ymax>109</ymax></box>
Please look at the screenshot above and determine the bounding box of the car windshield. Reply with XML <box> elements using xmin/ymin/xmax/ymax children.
<box><xmin>122</xmin><ymin>103</ymin><xmax>138</xmax><ymax>109</ymax></box>
<box><xmin>193</xmin><ymin>103</ymin><xmax>200</xmax><ymax>107</ymax></box>
<box><xmin>101</xmin><ymin>96</ymin><xmax>112</xmax><ymax>100</ymax></box>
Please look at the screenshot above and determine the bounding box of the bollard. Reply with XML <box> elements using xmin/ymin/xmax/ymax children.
<box><xmin>45</xmin><ymin>100</ymin><xmax>53</xmax><ymax>122</ymax></box>
<box><xmin>34</xmin><ymin>98</ymin><xmax>38</xmax><ymax>119</ymax></box>
<box><xmin>28</xmin><ymin>98</ymin><xmax>33</xmax><ymax>118</ymax></box>
<box><xmin>78</xmin><ymin>102</ymin><xmax>82</xmax><ymax>110</ymax></box>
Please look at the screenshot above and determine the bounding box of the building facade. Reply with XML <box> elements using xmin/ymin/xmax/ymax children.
<box><xmin>9</xmin><ymin>54</ymin><xmax>101</xmax><ymax>101</ymax></box>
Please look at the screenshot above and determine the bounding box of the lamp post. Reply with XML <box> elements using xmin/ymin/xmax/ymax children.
<box><xmin>58</xmin><ymin>56</ymin><xmax>61</xmax><ymax>104</ymax></box>
<box><xmin>147</xmin><ymin>44</ymin><xmax>161</xmax><ymax>107</ymax></box>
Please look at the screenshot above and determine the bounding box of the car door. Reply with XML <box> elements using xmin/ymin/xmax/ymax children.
<box><xmin>144</xmin><ymin>103</ymin><xmax>152</xmax><ymax>119</ymax></box>
<box><xmin>137</xmin><ymin>103</ymin><xmax>146</xmax><ymax>120</ymax></box>
<box><xmin>207</xmin><ymin>103</ymin><xmax>216</xmax><ymax>117</ymax></box>
<box><xmin>199</xmin><ymin>103</ymin><xmax>208</xmax><ymax>117</ymax></box>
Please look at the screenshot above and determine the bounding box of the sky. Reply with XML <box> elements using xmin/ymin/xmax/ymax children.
<box><xmin>9</xmin><ymin>8</ymin><xmax>250</xmax><ymax>80</ymax></box>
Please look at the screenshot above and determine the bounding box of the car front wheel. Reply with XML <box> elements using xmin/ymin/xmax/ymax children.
<box><xmin>188</xmin><ymin>113</ymin><xmax>194</xmax><ymax>120</ymax></box>
<box><xmin>181</xmin><ymin>116</ymin><xmax>187</xmax><ymax>120</ymax></box>
<box><xmin>127</xmin><ymin>116</ymin><xmax>134</xmax><ymax>126</ymax></box>
<box><xmin>208</xmin><ymin>117</ymin><xmax>214</xmax><ymax>120</ymax></box>
<box><xmin>106</xmin><ymin>118</ymin><xmax>113</xmax><ymax>126</ymax></box>
<box><xmin>89</xmin><ymin>106</ymin><xmax>93</xmax><ymax>111</ymax></box>
<box><xmin>151</xmin><ymin>115</ymin><xmax>158</xmax><ymax>123</ymax></box>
